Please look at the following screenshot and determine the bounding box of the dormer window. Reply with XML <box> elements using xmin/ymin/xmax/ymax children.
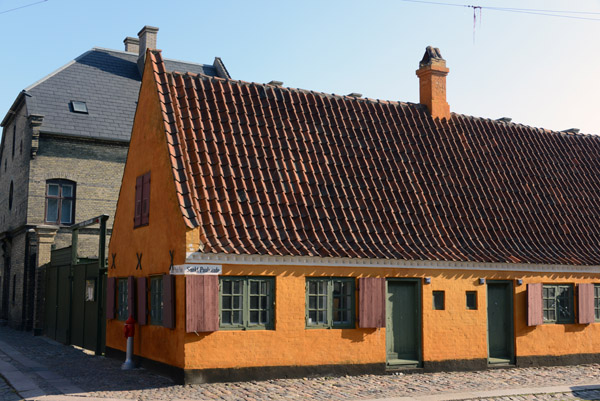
<box><xmin>70</xmin><ymin>101</ymin><xmax>88</xmax><ymax>114</ymax></box>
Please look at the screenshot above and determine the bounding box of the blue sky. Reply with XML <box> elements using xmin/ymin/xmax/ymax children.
<box><xmin>1</xmin><ymin>0</ymin><xmax>599</xmax><ymax>134</ymax></box>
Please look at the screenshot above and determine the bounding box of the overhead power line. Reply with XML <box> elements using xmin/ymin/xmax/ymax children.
<box><xmin>0</xmin><ymin>0</ymin><xmax>47</xmax><ymax>16</ymax></box>
<box><xmin>398</xmin><ymin>0</ymin><xmax>600</xmax><ymax>21</ymax></box>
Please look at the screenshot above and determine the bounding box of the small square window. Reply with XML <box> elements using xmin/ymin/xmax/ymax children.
<box><xmin>433</xmin><ymin>291</ymin><xmax>445</xmax><ymax>310</ymax></box>
<box><xmin>466</xmin><ymin>291</ymin><xmax>477</xmax><ymax>310</ymax></box>
<box><xmin>71</xmin><ymin>101</ymin><xmax>88</xmax><ymax>114</ymax></box>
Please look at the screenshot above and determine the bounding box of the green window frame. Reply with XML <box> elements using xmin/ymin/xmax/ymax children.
<box><xmin>595</xmin><ymin>285</ymin><xmax>600</xmax><ymax>322</ymax></box>
<box><xmin>150</xmin><ymin>276</ymin><xmax>163</xmax><ymax>325</ymax></box>
<box><xmin>117</xmin><ymin>278</ymin><xmax>128</xmax><ymax>321</ymax></box>
<box><xmin>306</xmin><ymin>277</ymin><xmax>355</xmax><ymax>329</ymax></box>
<box><xmin>219</xmin><ymin>276</ymin><xmax>274</xmax><ymax>330</ymax></box>
<box><xmin>542</xmin><ymin>284</ymin><xmax>574</xmax><ymax>324</ymax></box>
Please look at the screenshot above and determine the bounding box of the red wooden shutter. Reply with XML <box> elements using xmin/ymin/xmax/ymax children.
<box><xmin>134</xmin><ymin>175</ymin><xmax>143</xmax><ymax>227</ymax></box>
<box><xmin>527</xmin><ymin>283</ymin><xmax>543</xmax><ymax>326</ymax></box>
<box><xmin>186</xmin><ymin>275</ymin><xmax>219</xmax><ymax>333</ymax></box>
<box><xmin>141</xmin><ymin>172</ymin><xmax>151</xmax><ymax>226</ymax></box>
<box><xmin>163</xmin><ymin>274</ymin><xmax>175</xmax><ymax>329</ymax></box>
<box><xmin>137</xmin><ymin>277</ymin><xmax>148</xmax><ymax>325</ymax></box>
<box><xmin>358</xmin><ymin>277</ymin><xmax>386</xmax><ymax>328</ymax></box>
<box><xmin>578</xmin><ymin>283</ymin><xmax>594</xmax><ymax>324</ymax></box>
<box><xmin>106</xmin><ymin>277</ymin><xmax>116</xmax><ymax>320</ymax></box>
<box><xmin>127</xmin><ymin>276</ymin><xmax>136</xmax><ymax>320</ymax></box>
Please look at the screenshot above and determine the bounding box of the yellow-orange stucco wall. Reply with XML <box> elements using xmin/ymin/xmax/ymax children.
<box><xmin>106</xmin><ymin>53</ymin><xmax>600</xmax><ymax>375</ymax></box>
<box><xmin>181</xmin><ymin>264</ymin><xmax>600</xmax><ymax>370</ymax></box>
<box><xmin>107</xmin><ymin>55</ymin><xmax>188</xmax><ymax>369</ymax></box>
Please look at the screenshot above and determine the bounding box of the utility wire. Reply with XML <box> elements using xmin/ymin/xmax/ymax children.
<box><xmin>399</xmin><ymin>0</ymin><xmax>600</xmax><ymax>21</ymax></box>
<box><xmin>0</xmin><ymin>0</ymin><xmax>47</xmax><ymax>16</ymax></box>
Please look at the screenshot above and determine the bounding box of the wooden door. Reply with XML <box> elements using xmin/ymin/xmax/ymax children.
<box><xmin>487</xmin><ymin>281</ymin><xmax>514</xmax><ymax>364</ymax></box>
<box><xmin>386</xmin><ymin>280</ymin><xmax>420</xmax><ymax>366</ymax></box>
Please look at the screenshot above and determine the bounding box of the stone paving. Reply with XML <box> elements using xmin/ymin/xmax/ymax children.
<box><xmin>1</xmin><ymin>325</ymin><xmax>600</xmax><ymax>400</ymax></box>
<box><xmin>0</xmin><ymin>375</ymin><xmax>20</xmax><ymax>401</ymax></box>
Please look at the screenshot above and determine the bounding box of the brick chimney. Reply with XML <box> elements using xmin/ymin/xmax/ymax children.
<box><xmin>416</xmin><ymin>46</ymin><xmax>450</xmax><ymax>120</ymax></box>
<box><xmin>137</xmin><ymin>26</ymin><xmax>159</xmax><ymax>76</ymax></box>
<box><xmin>123</xmin><ymin>37</ymin><xmax>139</xmax><ymax>53</ymax></box>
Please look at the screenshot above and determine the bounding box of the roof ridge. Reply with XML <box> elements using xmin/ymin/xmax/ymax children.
<box><xmin>168</xmin><ymin>70</ymin><xmax>422</xmax><ymax>110</ymax></box>
<box><xmin>450</xmin><ymin>112</ymin><xmax>597</xmax><ymax>138</ymax></box>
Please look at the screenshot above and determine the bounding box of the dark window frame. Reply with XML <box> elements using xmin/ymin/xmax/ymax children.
<box><xmin>433</xmin><ymin>291</ymin><xmax>445</xmax><ymax>310</ymax></box>
<box><xmin>150</xmin><ymin>275</ymin><xmax>163</xmax><ymax>325</ymax></box>
<box><xmin>306</xmin><ymin>277</ymin><xmax>355</xmax><ymax>329</ymax></box>
<box><xmin>117</xmin><ymin>278</ymin><xmax>128</xmax><ymax>321</ymax></box>
<box><xmin>45</xmin><ymin>179</ymin><xmax>76</xmax><ymax>225</ymax></box>
<box><xmin>219</xmin><ymin>276</ymin><xmax>274</xmax><ymax>330</ymax></box>
<box><xmin>466</xmin><ymin>291</ymin><xmax>477</xmax><ymax>310</ymax></box>
<box><xmin>543</xmin><ymin>284</ymin><xmax>574</xmax><ymax>324</ymax></box>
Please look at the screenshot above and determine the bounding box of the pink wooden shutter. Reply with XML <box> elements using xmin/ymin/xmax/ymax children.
<box><xmin>358</xmin><ymin>277</ymin><xmax>386</xmax><ymax>328</ymax></box>
<box><xmin>527</xmin><ymin>283</ymin><xmax>543</xmax><ymax>326</ymax></box>
<box><xmin>163</xmin><ymin>274</ymin><xmax>175</xmax><ymax>329</ymax></box>
<box><xmin>141</xmin><ymin>172</ymin><xmax>151</xmax><ymax>226</ymax></box>
<box><xmin>134</xmin><ymin>176</ymin><xmax>143</xmax><ymax>227</ymax></box>
<box><xmin>137</xmin><ymin>277</ymin><xmax>148</xmax><ymax>325</ymax></box>
<box><xmin>578</xmin><ymin>283</ymin><xmax>594</xmax><ymax>324</ymax></box>
<box><xmin>106</xmin><ymin>277</ymin><xmax>116</xmax><ymax>319</ymax></box>
<box><xmin>186</xmin><ymin>275</ymin><xmax>219</xmax><ymax>333</ymax></box>
<box><xmin>127</xmin><ymin>276</ymin><xmax>136</xmax><ymax>320</ymax></box>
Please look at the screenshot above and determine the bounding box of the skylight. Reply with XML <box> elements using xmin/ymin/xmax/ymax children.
<box><xmin>71</xmin><ymin>101</ymin><xmax>88</xmax><ymax>114</ymax></box>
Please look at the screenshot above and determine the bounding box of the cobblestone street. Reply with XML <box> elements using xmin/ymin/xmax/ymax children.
<box><xmin>1</xmin><ymin>325</ymin><xmax>600</xmax><ymax>400</ymax></box>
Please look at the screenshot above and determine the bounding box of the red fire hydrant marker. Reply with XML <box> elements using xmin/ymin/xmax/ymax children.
<box><xmin>121</xmin><ymin>316</ymin><xmax>136</xmax><ymax>370</ymax></box>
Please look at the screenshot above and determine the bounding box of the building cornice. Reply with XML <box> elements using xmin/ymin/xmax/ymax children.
<box><xmin>185</xmin><ymin>252</ymin><xmax>600</xmax><ymax>274</ymax></box>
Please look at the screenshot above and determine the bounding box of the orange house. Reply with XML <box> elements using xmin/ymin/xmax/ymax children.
<box><xmin>107</xmin><ymin>47</ymin><xmax>600</xmax><ymax>383</ymax></box>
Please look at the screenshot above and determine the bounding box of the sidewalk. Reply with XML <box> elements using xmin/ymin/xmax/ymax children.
<box><xmin>1</xmin><ymin>324</ymin><xmax>600</xmax><ymax>400</ymax></box>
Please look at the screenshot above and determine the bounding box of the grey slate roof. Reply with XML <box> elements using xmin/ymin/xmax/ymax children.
<box><xmin>20</xmin><ymin>48</ymin><xmax>220</xmax><ymax>142</ymax></box>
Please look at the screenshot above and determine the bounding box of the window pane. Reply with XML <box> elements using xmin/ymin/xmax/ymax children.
<box><xmin>250</xmin><ymin>295</ymin><xmax>258</xmax><ymax>309</ymax></box>
<box><xmin>249</xmin><ymin>311</ymin><xmax>258</xmax><ymax>324</ymax></box>
<box><xmin>61</xmin><ymin>199</ymin><xmax>73</xmax><ymax>224</ymax></box>
<box><xmin>48</xmin><ymin>184</ymin><xmax>59</xmax><ymax>196</ymax></box>
<box><xmin>62</xmin><ymin>184</ymin><xmax>73</xmax><ymax>198</ymax></box>
<box><xmin>232</xmin><ymin>311</ymin><xmax>241</xmax><ymax>324</ymax></box>
<box><xmin>46</xmin><ymin>199</ymin><xmax>59</xmax><ymax>222</ymax></box>
<box><xmin>222</xmin><ymin>296</ymin><xmax>231</xmax><ymax>309</ymax></box>
<box><xmin>250</xmin><ymin>281</ymin><xmax>259</xmax><ymax>294</ymax></box>
<box><xmin>222</xmin><ymin>280</ymin><xmax>231</xmax><ymax>294</ymax></box>
<box><xmin>233</xmin><ymin>281</ymin><xmax>241</xmax><ymax>294</ymax></box>
<box><xmin>232</xmin><ymin>295</ymin><xmax>241</xmax><ymax>309</ymax></box>
<box><xmin>433</xmin><ymin>291</ymin><xmax>445</xmax><ymax>310</ymax></box>
<box><xmin>222</xmin><ymin>311</ymin><xmax>231</xmax><ymax>324</ymax></box>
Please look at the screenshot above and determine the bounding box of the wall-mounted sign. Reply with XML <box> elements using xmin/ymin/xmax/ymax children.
<box><xmin>170</xmin><ymin>264</ymin><xmax>222</xmax><ymax>275</ymax></box>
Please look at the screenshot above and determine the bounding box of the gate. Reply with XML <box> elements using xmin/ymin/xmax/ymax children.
<box><xmin>44</xmin><ymin>215</ymin><xmax>108</xmax><ymax>355</ymax></box>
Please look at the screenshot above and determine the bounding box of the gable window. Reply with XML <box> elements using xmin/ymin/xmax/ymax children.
<box><xmin>543</xmin><ymin>284</ymin><xmax>574</xmax><ymax>324</ymax></box>
<box><xmin>8</xmin><ymin>181</ymin><xmax>13</xmax><ymax>210</ymax></box>
<box><xmin>134</xmin><ymin>172</ymin><xmax>151</xmax><ymax>228</ymax></box>
<box><xmin>70</xmin><ymin>101</ymin><xmax>88</xmax><ymax>114</ymax></box>
<box><xmin>45</xmin><ymin>180</ymin><xmax>75</xmax><ymax>225</ymax></box>
<box><xmin>150</xmin><ymin>276</ymin><xmax>163</xmax><ymax>325</ymax></box>
<box><xmin>306</xmin><ymin>277</ymin><xmax>354</xmax><ymax>328</ymax></box>
<box><xmin>117</xmin><ymin>278</ymin><xmax>128</xmax><ymax>321</ymax></box>
<box><xmin>219</xmin><ymin>276</ymin><xmax>274</xmax><ymax>330</ymax></box>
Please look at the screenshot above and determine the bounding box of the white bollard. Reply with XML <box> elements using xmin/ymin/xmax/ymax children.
<box><xmin>121</xmin><ymin>315</ymin><xmax>136</xmax><ymax>370</ymax></box>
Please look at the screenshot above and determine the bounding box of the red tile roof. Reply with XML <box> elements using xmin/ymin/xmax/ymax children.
<box><xmin>150</xmin><ymin>50</ymin><xmax>600</xmax><ymax>266</ymax></box>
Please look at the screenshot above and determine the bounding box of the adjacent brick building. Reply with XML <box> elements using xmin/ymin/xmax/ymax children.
<box><xmin>0</xmin><ymin>26</ymin><xmax>230</xmax><ymax>332</ymax></box>
<box><xmin>108</xmin><ymin>47</ymin><xmax>600</xmax><ymax>383</ymax></box>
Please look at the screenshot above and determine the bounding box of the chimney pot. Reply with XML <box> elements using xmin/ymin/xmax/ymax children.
<box><xmin>137</xmin><ymin>25</ymin><xmax>159</xmax><ymax>76</ymax></box>
<box><xmin>123</xmin><ymin>37</ymin><xmax>139</xmax><ymax>53</ymax></box>
<box><xmin>416</xmin><ymin>46</ymin><xmax>450</xmax><ymax>120</ymax></box>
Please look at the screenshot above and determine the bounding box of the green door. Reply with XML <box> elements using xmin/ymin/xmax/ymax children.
<box><xmin>487</xmin><ymin>282</ymin><xmax>514</xmax><ymax>364</ymax></box>
<box><xmin>386</xmin><ymin>280</ymin><xmax>420</xmax><ymax>366</ymax></box>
